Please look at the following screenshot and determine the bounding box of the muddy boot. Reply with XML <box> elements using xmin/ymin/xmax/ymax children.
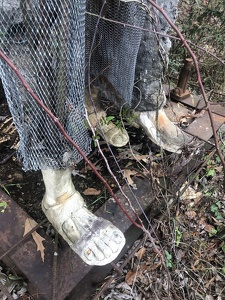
<box><xmin>41</xmin><ymin>168</ymin><xmax>126</xmax><ymax>266</ymax></box>
<box><xmin>135</xmin><ymin>108</ymin><xmax>193</xmax><ymax>153</ymax></box>
<box><xmin>85</xmin><ymin>88</ymin><xmax>129</xmax><ymax>147</ymax></box>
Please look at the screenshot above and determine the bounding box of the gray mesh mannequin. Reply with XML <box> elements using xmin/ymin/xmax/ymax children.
<box><xmin>0</xmin><ymin>0</ymin><xmax>192</xmax><ymax>265</ymax></box>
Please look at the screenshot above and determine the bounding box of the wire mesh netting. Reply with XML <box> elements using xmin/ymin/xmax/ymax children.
<box><xmin>0</xmin><ymin>0</ymin><xmax>91</xmax><ymax>170</ymax></box>
<box><xmin>86</xmin><ymin>1</ymin><xmax>146</xmax><ymax>107</ymax></box>
<box><xmin>0</xmin><ymin>0</ymin><xmax>178</xmax><ymax>171</ymax></box>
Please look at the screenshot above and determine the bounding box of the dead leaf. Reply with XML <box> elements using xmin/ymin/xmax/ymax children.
<box><xmin>152</xmin><ymin>162</ymin><xmax>164</xmax><ymax>177</ymax></box>
<box><xmin>147</xmin><ymin>262</ymin><xmax>162</xmax><ymax>271</ymax></box>
<box><xmin>133</xmin><ymin>154</ymin><xmax>149</xmax><ymax>163</ymax></box>
<box><xmin>82</xmin><ymin>187</ymin><xmax>101</xmax><ymax>195</ymax></box>
<box><xmin>122</xmin><ymin>169</ymin><xmax>137</xmax><ymax>188</ymax></box>
<box><xmin>199</xmin><ymin>218</ymin><xmax>216</xmax><ymax>234</ymax></box>
<box><xmin>214</xmin><ymin>166</ymin><xmax>223</xmax><ymax>173</ymax></box>
<box><xmin>179</xmin><ymin>183</ymin><xmax>202</xmax><ymax>204</ymax></box>
<box><xmin>136</xmin><ymin>247</ymin><xmax>146</xmax><ymax>261</ymax></box>
<box><xmin>211</xmin><ymin>216</ymin><xmax>221</xmax><ymax>225</ymax></box>
<box><xmin>176</xmin><ymin>249</ymin><xmax>186</xmax><ymax>262</ymax></box>
<box><xmin>125</xmin><ymin>264</ymin><xmax>147</xmax><ymax>285</ymax></box>
<box><xmin>185</xmin><ymin>210</ymin><xmax>197</xmax><ymax>219</ymax></box>
<box><xmin>23</xmin><ymin>218</ymin><xmax>45</xmax><ymax>262</ymax></box>
<box><xmin>205</xmin><ymin>276</ymin><xmax>215</xmax><ymax>289</ymax></box>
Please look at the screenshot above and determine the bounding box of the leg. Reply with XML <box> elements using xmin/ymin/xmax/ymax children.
<box><xmin>85</xmin><ymin>87</ymin><xmax>129</xmax><ymax>147</ymax></box>
<box><xmin>41</xmin><ymin>168</ymin><xmax>125</xmax><ymax>266</ymax></box>
<box><xmin>135</xmin><ymin>107</ymin><xmax>193</xmax><ymax>153</ymax></box>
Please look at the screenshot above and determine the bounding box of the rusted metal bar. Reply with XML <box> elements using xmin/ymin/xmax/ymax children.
<box><xmin>170</xmin><ymin>58</ymin><xmax>193</xmax><ymax>100</ymax></box>
<box><xmin>177</xmin><ymin>58</ymin><xmax>193</xmax><ymax>93</ymax></box>
<box><xmin>0</xmin><ymin>218</ymin><xmax>48</xmax><ymax>261</ymax></box>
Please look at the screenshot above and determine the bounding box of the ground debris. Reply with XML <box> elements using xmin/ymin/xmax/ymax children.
<box><xmin>97</xmin><ymin>171</ymin><xmax>225</xmax><ymax>300</ymax></box>
<box><xmin>0</xmin><ymin>266</ymin><xmax>30</xmax><ymax>300</ymax></box>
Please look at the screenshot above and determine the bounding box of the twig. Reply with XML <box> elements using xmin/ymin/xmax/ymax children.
<box><xmin>0</xmin><ymin>151</ymin><xmax>16</xmax><ymax>165</ymax></box>
<box><xmin>91</xmin><ymin>192</ymin><xmax>179</xmax><ymax>300</ymax></box>
<box><xmin>87</xmin><ymin>0</ymin><xmax>170</xmax><ymax>263</ymax></box>
<box><xmin>91</xmin><ymin>235</ymin><xmax>146</xmax><ymax>300</ymax></box>
<box><xmin>178</xmin><ymin>146</ymin><xmax>217</xmax><ymax>198</ymax></box>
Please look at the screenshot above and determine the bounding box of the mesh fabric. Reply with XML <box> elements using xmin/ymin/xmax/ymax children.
<box><xmin>0</xmin><ymin>0</ymin><xmax>178</xmax><ymax>170</ymax></box>
<box><xmin>0</xmin><ymin>0</ymin><xmax>91</xmax><ymax>170</ymax></box>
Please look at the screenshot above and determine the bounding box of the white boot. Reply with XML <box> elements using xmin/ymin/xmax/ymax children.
<box><xmin>136</xmin><ymin>108</ymin><xmax>193</xmax><ymax>153</ymax></box>
<box><xmin>41</xmin><ymin>168</ymin><xmax>126</xmax><ymax>266</ymax></box>
<box><xmin>85</xmin><ymin>88</ymin><xmax>129</xmax><ymax>147</ymax></box>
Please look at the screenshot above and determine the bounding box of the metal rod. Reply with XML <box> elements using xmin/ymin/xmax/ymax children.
<box><xmin>177</xmin><ymin>58</ymin><xmax>193</xmax><ymax>93</ymax></box>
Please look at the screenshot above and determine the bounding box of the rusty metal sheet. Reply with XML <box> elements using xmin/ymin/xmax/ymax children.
<box><xmin>169</xmin><ymin>93</ymin><xmax>225</xmax><ymax>141</ymax></box>
<box><xmin>177</xmin><ymin>95</ymin><xmax>225</xmax><ymax>116</ymax></box>
<box><xmin>184</xmin><ymin>110</ymin><xmax>225</xmax><ymax>142</ymax></box>
<box><xmin>210</xmin><ymin>104</ymin><xmax>225</xmax><ymax>117</ymax></box>
<box><xmin>0</xmin><ymin>177</ymin><xmax>154</xmax><ymax>300</ymax></box>
<box><xmin>0</xmin><ymin>190</ymin><xmax>55</xmax><ymax>299</ymax></box>
<box><xmin>177</xmin><ymin>94</ymin><xmax>206</xmax><ymax>109</ymax></box>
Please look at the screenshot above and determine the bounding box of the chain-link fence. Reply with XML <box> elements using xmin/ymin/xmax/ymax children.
<box><xmin>0</xmin><ymin>0</ymin><xmax>178</xmax><ymax>171</ymax></box>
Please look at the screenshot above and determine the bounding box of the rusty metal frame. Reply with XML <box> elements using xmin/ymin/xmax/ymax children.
<box><xmin>0</xmin><ymin>177</ymin><xmax>156</xmax><ymax>300</ymax></box>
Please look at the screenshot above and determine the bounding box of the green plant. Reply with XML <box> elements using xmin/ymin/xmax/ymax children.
<box><xmin>175</xmin><ymin>226</ymin><xmax>182</xmax><ymax>247</ymax></box>
<box><xmin>209</xmin><ymin>227</ymin><xmax>217</xmax><ymax>237</ymax></box>
<box><xmin>164</xmin><ymin>250</ymin><xmax>173</xmax><ymax>268</ymax></box>
<box><xmin>0</xmin><ymin>182</ymin><xmax>27</xmax><ymax>196</ymax></box>
<box><xmin>211</xmin><ymin>201</ymin><xmax>223</xmax><ymax>221</ymax></box>
<box><xmin>169</xmin><ymin>0</ymin><xmax>225</xmax><ymax>92</ymax></box>
<box><xmin>87</xmin><ymin>196</ymin><xmax>105</xmax><ymax>208</ymax></box>
<box><xmin>92</xmin><ymin>134</ymin><xmax>101</xmax><ymax>147</ymax></box>
<box><xmin>222</xmin><ymin>243</ymin><xmax>225</xmax><ymax>254</ymax></box>
<box><xmin>0</xmin><ymin>181</ymin><xmax>11</xmax><ymax>195</ymax></box>
<box><xmin>206</xmin><ymin>165</ymin><xmax>215</xmax><ymax>177</ymax></box>
<box><xmin>121</xmin><ymin>108</ymin><xmax>138</xmax><ymax>126</ymax></box>
<box><xmin>100</xmin><ymin>116</ymin><xmax>115</xmax><ymax>126</ymax></box>
<box><xmin>0</xmin><ymin>201</ymin><xmax>8</xmax><ymax>213</ymax></box>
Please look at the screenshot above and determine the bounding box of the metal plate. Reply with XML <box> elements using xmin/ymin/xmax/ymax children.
<box><xmin>170</xmin><ymin>95</ymin><xmax>225</xmax><ymax>142</ymax></box>
<box><xmin>0</xmin><ymin>177</ymin><xmax>154</xmax><ymax>300</ymax></box>
<box><xmin>184</xmin><ymin>111</ymin><xmax>225</xmax><ymax>142</ymax></box>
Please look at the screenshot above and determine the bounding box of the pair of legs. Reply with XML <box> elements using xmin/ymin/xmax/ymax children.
<box><xmin>0</xmin><ymin>0</ymin><xmax>190</xmax><ymax>266</ymax></box>
<box><xmin>41</xmin><ymin>93</ymin><xmax>192</xmax><ymax>266</ymax></box>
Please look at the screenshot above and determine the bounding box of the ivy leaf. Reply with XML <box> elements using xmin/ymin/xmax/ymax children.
<box><xmin>206</xmin><ymin>168</ymin><xmax>215</xmax><ymax>177</ymax></box>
